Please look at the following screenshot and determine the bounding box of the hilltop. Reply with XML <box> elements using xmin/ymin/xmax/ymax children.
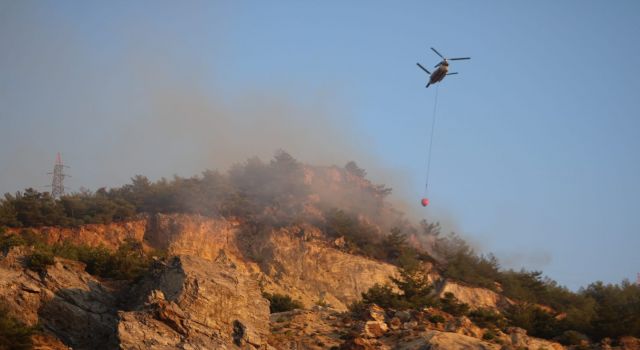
<box><xmin>0</xmin><ymin>152</ymin><xmax>638</xmax><ymax>349</ymax></box>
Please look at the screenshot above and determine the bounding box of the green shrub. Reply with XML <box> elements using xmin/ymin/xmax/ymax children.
<box><xmin>357</xmin><ymin>263</ymin><xmax>437</xmax><ymax>312</ymax></box>
<box><xmin>555</xmin><ymin>330</ymin><xmax>589</xmax><ymax>346</ymax></box>
<box><xmin>482</xmin><ymin>328</ymin><xmax>497</xmax><ymax>341</ymax></box>
<box><xmin>3</xmin><ymin>229</ymin><xmax>153</xmax><ymax>281</ymax></box>
<box><xmin>347</xmin><ymin>301</ymin><xmax>368</xmax><ymax>316</ymax></box>
<box><xmin>439</xmin><ymin>292</ymin><xmax>470</xmax><ymax>316</ymax></box>
<box><xmin>389</xmin><ymin>264</ymin><xmax>437</xmax><ymax>310</ymax></box>
<box><xmin>0</xmin><ymin>231</ymin><xmax>26</xmax><ymax>254</ymax></box>
<box><xmin>505</xmin><ymin>303</ymin><xmax>561</xmax><ymax>339</ymax></box>
<box><xmin>49</xmin><ymin>239</ymin><xmax>155</xmax><ymax>280</ymax></box>
<box><xmin>107</xmin><ymin>239</ymin><xmax>151</xmax><ymax>280</ymax></box>
<box><xmin>0</xmin><ymin>302</ymin><xmax>34</xmax><ymax>350</ymax></box>
<box><xmin>361</xmin><ymin>283</ymin><xmax>398</xmax><ymax>309</ymax></box>
<box><xmin>428</xmin><ymin>314</ymin><xmax>445</xmax><ymax>324</ymax></box>
<box><xmin>77</xmin><ymin>245</ymin><xmax>114</xmax><ymax>277</ymax></box>
<box><xmin>468</xmin><ymin>308</ymin><xmax>508</xmax><ymax>330</ymax></box>
<box><xmin>26</xmin><ymin>250</ymin><xmax>54</xmax><ymax>273</ymax></box>
<box><xmin>263</xmin><ymin>293</ymin><xmax>303</xmax><ymax>313</ymax></box>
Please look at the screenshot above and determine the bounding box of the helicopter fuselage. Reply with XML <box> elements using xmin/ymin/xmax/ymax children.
<box><xmin>428</xmin><ymin>65</ymin><xmax>448</xmax><ymax>87</ymax></box>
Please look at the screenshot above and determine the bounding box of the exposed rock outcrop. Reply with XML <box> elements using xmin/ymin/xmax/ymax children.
<box><xmin>506</xmin><ymin>327</ymin><xmax>565</xmax><ymax>350</ymax></box>
<box><xmin>146</xmin><ymin>214</ymin><xmax>401</xmax><ymax>310</ymax></box>
<box><xmin>118</xmin><ymin>255</ymin><xmax>270</xmax><ymax>349</ymax></box>
<box><xmin>248</xmin><ymin>224</ymin><xmax>399</xmax><ymax>310</ymax></box>
<box><xmin>437</xmin><ymin>280</ymin><xmax>513</xmax><ymax>310</ymax></box>
<box><xmin>267</xmin><ymin>306</ymin><xmax>565</xmax><ymax>350</ymax></box>
<box><xmin>0</xmin><ymin>247</ymin><xmax>118</xmax><ymax>349</ymax></box>
<box><xmin>411</xmin><ymin>330</ymin><xmax>501</xmax><ymax>350</ymax></box>
<box><xmin>7</xmin><ymin>213</ymin><xmax>400</xmax><ymax>311</ymax></box>
<box><xmin>0</xmin><ymin>214</ymin><xmax>588</xmax><ymax>349</ymax></box>
<box><xmin>6</xmin><ymin>219</ymin><xmax>147</xmax><ymax>251</ymax></box>
<box><xmin>268</xmin><ymin>307</ymin><xmax>345</xmax><ymax>349</ymax></box>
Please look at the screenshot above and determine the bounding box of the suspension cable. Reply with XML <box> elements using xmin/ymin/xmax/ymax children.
<box><xmin>424</xmin><ymin>85</ymin><xmax>439</xmax><ymax>195</ymax></box>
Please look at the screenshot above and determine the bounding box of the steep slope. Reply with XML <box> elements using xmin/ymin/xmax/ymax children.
<box><xmin>5</xmin><ymin>219</ymin><xmax>147</xmax><ymax>250</ymax></box>
<box><xmin>144</xmin><ymin>213</ymin><xmax>401</xmax><ymax>310</ymax></box>
<box><xmin>0</xmin><ymin>247</ymin><xmax>271</xmax><ymax>350</ymax></box>
<box><xmin>0</xmin><ymin>247</ymin><xmax>119</xmax><ymax>349</ymax></box>
<box><xmin>266</xmin><ymin>305</ymin><xmax>566</xmax><ymax>350</ymax></box>
<box><xmin>0</xmin><ymin>217</ymin><xmax>593</xmax><ymax>349</ymax></box>
<box><xmin>118</xmin><ymin>255</ymin><xmax>270</xmax><ymax>349</ymax></box>
<box><xmin>240</xmin><ymin>223</ymin><xmax>399</xmax><ymax>310</ymax></box>
<box><xmin>3</xmin><ymin>213</ymin><xmax>519</xmax><ymax>314</ymax></box>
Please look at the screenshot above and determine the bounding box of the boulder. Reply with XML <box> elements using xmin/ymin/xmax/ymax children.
<box><xmin>364</xmin><ymin>304</ymin><xmax>387</xmax><ymax>323</ymax></box>
<box><xmin>394</xmin><ymin>310</ymin><xmax>412</xmax><ymax>322</ymax></box>
<box><xmin>397</xmin><ymin>330</ymin><xmax>501</xmax><ymax>350</ymax></box>
<box><xmin>437</xmin><ymin>280</ymin><xmax>513</xmax><ymax>310</ymax></box>
<box><xmin>505</xmin><ymin>327</ymin><xmax>564</xmax><ymax>350</ymax></box>
<box><xmin>363</xmin><ymin>320</ymin><xmax>388</xmax><ymax>338</ymax></box>
<box><xmin>447</xmin><ymin>316</ymin><xmax>484</xmax><ymax>339</ymax></box>
<box><xmin>388</xmin><ymin>317</ymin><xmax>401</xmax><ymax>330</ymax></box>
<box><xmin>339</xmin><ymin>337</ymin><xmax>388</xmax><ymax>350</ymax></box>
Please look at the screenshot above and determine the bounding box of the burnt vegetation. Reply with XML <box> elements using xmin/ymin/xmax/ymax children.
<box><xmin>0</xmin><ymin>152</ymin><xmax>639</xmax><ymax>341</ymax></box>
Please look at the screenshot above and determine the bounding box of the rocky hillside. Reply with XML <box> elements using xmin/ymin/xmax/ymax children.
<box><xmin>4</xmin><ymin>213</ymin><xmax>401</xmax><ymax>311</ymax></box>
<box><xmin>1</xmin><ymin>156</ymin><xmax>638</xmax><ymax>349</ymax></box>
<box><xmin>0</xmin><ymin>213</ymin><xmax>608</xmax><ymax>350</ymax></box>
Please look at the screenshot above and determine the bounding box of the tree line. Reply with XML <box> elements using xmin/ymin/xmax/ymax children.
<box><xmin>0</xmin><ymin>153</ymin><xmax>391</xmax><ymax>229</ymax></box>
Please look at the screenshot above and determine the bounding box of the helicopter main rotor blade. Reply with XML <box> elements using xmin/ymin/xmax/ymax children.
<box><xmin>446</xmin><ymin>72</ymin><xmax>458</xmax><ymax>75</ymax></box>
<box><xmin>416</xmin><ymin>63</ymin><xmax>431</xmax><ymax>74</ymax></box>
<box><xmin>449</xmin><ymin>57</ymin><xmax>471</xmax><ymax>61</ymax></box>
<box><xmin>434</xmin><ymin>61</ymin><xmax>443</xmax><ymax>68</ymax></box>
<box><xmin>430</xmin><ymin>47</ymin><xmax>444</xmax><ymax>59</ymax></box>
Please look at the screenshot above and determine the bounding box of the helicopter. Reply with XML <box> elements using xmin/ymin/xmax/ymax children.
<box><xmin>417</xmin><ymin>47</ymin><xmax>470</xmax><ymax>88</ymax></box>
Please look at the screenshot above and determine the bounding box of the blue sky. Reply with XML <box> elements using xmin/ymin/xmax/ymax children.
<box><xmin>1</xmin><ymin>1</ymin><xmax>639</xmax><ymax>289</ymax></box>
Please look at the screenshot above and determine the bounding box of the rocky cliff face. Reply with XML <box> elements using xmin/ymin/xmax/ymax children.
<box><xmin>34</xmin><ymin>213</ymin><xmax>400</xmax><ymax>311</ymax></box>
<box><xmin>6</xmin><ymin>219</ymin><xmax>147</xmax><ymax>251</ymax></box>
<box><xmin>11</xmin><ymin>213</ymin><xmax>400</xmax><ymax>311</ymax></box>
<box><xmin>13</xmin><ymin>214</ymin><xmax>513</xmax><ymax>314</ymax></box>
<box><xmin>0</xmin><ymin>247</ymin><xmax>270</xmax><ymax>350</ymax></box>
<box><xmin>436</xmin><ymin>280</ymin><xmax>513</xmax><ymax>310</ymax></box>
<box><xmin>117</xmin><ymin>255</ymin><xmax>270</xmax><ymax>349</ymax></box>
<box><xmin>0</xmin><ymin>246</ymin><xmax>118</xmax><ymax>349</ymax></box>
<box><xmin>239</xmin><ymin>224</ymin><xmax>399</xmax><ymax>310</ymax></box>
<box><xmin>0</xmin><ymin>214</ymin><xmax>581</xmax><ymax>349</ymax></box>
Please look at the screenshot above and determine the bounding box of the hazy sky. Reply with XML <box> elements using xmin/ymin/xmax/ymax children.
<box><xmin>1</xmin><ymin>1</ymin><xmax>639</xmax><ymax>290</ymax></box>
